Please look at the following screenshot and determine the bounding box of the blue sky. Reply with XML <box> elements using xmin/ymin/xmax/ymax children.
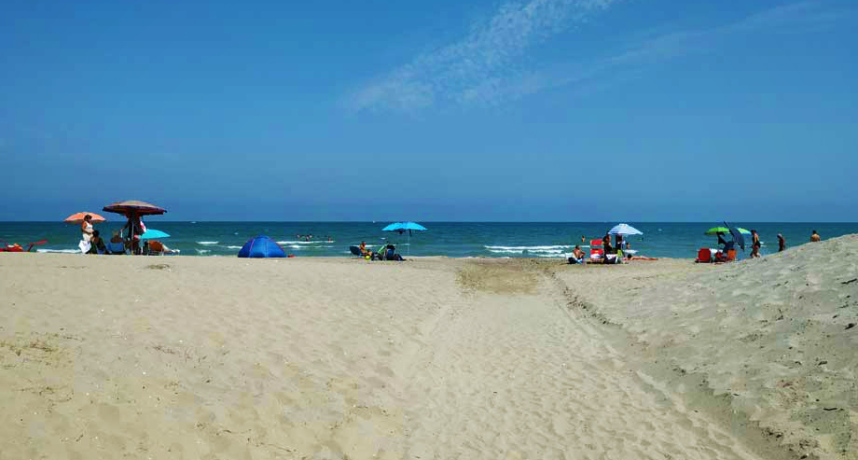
<box><xmin>1</xmin><ymin>0</ymin><xmax>856</xmax><ymax>221</ymax></box>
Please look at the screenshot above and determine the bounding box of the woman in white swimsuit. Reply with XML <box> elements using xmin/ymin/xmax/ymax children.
<box><xmin>81</xmin><ymin>215</ymin><xmax>95</xmax><ymax>242</ymax></box>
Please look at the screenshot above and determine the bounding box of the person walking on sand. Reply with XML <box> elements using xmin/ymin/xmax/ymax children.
<box><xmin>81</xmin><ymin>214</ymin><xmax>95</xmax><ymax>242</ymax></box>
<box><xmin>778</xmin><ymin>234</ymin><xmax>786</xmax><ymax>252</ymax></box>
<box><xmin>810</xmin><ymin>230</ymin><xmax>821</xmax><ymax>242</ymax></box>
<box><xmin>750</xmin><ymin>230</ymin><xmax>761</xmax><ymax>258</ymax></box>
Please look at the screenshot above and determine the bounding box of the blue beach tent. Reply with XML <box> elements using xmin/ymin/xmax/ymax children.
<box><xmin>237</xmin><ymin>235</ymin><xmax>286</xmax><ymax>258</ymax></box>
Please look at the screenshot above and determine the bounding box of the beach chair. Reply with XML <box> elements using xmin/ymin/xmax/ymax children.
<box><xmin>589</xmin><ymin>239</ymin><xmax>604</xmax><ymax>263</ymax></box>
<box><xmin>146</xmin><ymin>240</ymin><xmax>178</xmax><ymax>256</ymax></box>
<box><xmin>385</xmin><ymin>247</ymin><xmax>404</xmax><ymax>261</ymax></box>
<box><xmin>107</xmin><ymin>240</ymin><xmax>127</xmax><ymax>255</ymax></box>
<box><xmin>696</xmin><ymin>248</ymin><xmax>712</xmax><ymax>263</ymax></box>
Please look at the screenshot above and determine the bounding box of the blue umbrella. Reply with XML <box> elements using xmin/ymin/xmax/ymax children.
<box><xmin>382</xmin><ymin>222</ymin><xmax>427</xmax><ymax>255</ymax></box>
<box><xmin>138</xmin><ymin>229</ymin><xmax>170</xmax><ymax>240</ymax></box>
<box><xmin>382</xmin><ymin>222</ymin><xmax>427</xmax><ymax>232</ymax></box>
<box><xmin>724</xmin><ymin>221</ymin><xmax>745</xmax><ymax>252</ymax></box>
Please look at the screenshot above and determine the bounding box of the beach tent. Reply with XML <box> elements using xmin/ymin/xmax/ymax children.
<box><xmin>237</xmin><ymin>235</ymin><xmax>286</xmax><ymax>258</ymax></box>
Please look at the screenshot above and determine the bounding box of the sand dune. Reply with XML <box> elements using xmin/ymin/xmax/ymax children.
<box><xmin>2</xmin><ymin>243</ymin><xmax>855</xmax><ymax>459</ymax></box>
<box><xmin>554</xmin><ymin>235</ymin><xmax>858</xmax><ymax>460</ymax></box>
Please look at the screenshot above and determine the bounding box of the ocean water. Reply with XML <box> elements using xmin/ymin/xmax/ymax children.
<box><xmin>2</xmin><ymin>222</ymin><xmax>856</xmax><ymax>259</ymax></box>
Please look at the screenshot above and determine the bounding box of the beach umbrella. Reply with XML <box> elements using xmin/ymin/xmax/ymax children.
<box><xmin>382</xmin><ymin>222</ymin><xmax>427</xmax><ymax>255</ymax></box>
<box><xmin>103</xmin><ymin>200</ymin><xmax>166</xmax><ymax>216</ymax></box>
<box><xmin>705</xmin><ymin>226</ymin><xmax>750</xmax><ymax>236</ymax></box>
<box><xmin>608</xmin><ymin>223</ymin><xmax>643</xmax><ymax>236</ymax></box>
<box><xmin>138</xmin><ymin>229</ymin><xmax>170</xmax><ymax>240</ymax></box>
<box><xmin>102</xmin><ymin>200</ymin><xmax>167</xmax><ymax>253</ymax></box>
<box><xmin>724</xmin><ymin>221</ymin><xmax>745</xmax><ymax>251</ymax></box>
<box><xmin>64</xmin><ymin>212</ymin><xmax>106</xmax><ymax>224</ymax></box>
<box><xmin>382</xmin><ymin>222</ymin><xmax>427</xmax><ymax>233</ymax></box>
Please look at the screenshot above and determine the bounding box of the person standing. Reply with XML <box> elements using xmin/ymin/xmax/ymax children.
<box><xmin>778</xmin><ymin>234</ymin><xmax>786</xmax><ymax>252</ymax></box>
<box><xmin>750</xmin><ymin>230</ymin><xmax>761</xmax><ymax>258</ymax></box>
<box><xmin>602</xmin><ymin>232</ymin><xmax>613</xmax><ymax>254</ymax></box>
<box><xmin>81</xmin><ymin>215</ymin><xmax>94</xmax><ymax>242</ymax></box>
<box><xmin>810</xmin><ymin>230</ymin><xmax>821</xmax><ymax>242</ymax></box>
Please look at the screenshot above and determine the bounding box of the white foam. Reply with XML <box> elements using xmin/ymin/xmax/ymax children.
<box><xmin>485</xmin><ymin>245</ymin><xmax>566</xmax><ymax>255</ymax></box>
<box><xmin>277</xmin><ymin>240</ymin><xmax>331</xmax><ymax>245</ymax></box>
<box><xmin>37</xmin><ymin>249</ymin><xmax>81</xmax><ymax>254</ymax></box>
<box><xmin>485</xmin><ymin>245</ymin><xmax>567</xmax><ymax>251</ymax></box>
<box><xmin>226</xmin><ymin>246</ymin><xmax>242</xmax><ymax>249</ymax></box>
<box><xmin>197</xmin><ymin>241</ymin><xmax>218</xmax><ymax>245</ymax></box>
<box><xmin>195</xmin><ymin>249</ymin><xmax>211</xmax><ymax>254</ymax></box>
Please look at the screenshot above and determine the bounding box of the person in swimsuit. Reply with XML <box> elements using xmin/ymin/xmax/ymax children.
<box><xmin>778</xmin><ymin>234</ymin><xmax>786</xmax><ymax>252</ymax></box>
<box><xmin>81</xmin><ymin>215</ymin><xmax>94</xmax><ymax>242</ymax></box>
<box><xmin>568</xmin><ymin>245</ymin><xmax>585</xmax><ymax>264</ymax></box>
<box><xmin>87</xmin><ymin>230</ymin><xmax>107</xmax><ymax>254</ymax></box>
<box><xmin>810</xmin><ymin>230</ymin><xmax>821</xmax><ymax>242</ymax></box>
<box><xmin>359</xmin><ymin>241</ymin><xmax>372</xmax><ymax>259</ymax></box>
<box><xmin>602</xmin><ymin>232</ymin><xmax>613</xmax><ymax>255</ymax></box>
<box><xmin>750</xmin><ymin>230</ymin><xmax>761</xmax><ymax>258</ymax></box>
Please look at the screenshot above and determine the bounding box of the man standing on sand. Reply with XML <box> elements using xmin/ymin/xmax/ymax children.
<box><xmin>778</xmin><ymin>234</ymin><xmax>786</xmax><ymax>252</ymax></box>
<box><xmin>810</xmin><ymin>230</ymin><xmax>821</xmax><ymax>242</ymax></box>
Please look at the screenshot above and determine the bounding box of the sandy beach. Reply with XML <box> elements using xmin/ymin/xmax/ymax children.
<box><xmin>2</xmin><ymin>237</ymin><xmax>857</xmax><ymax>460</ymax></box>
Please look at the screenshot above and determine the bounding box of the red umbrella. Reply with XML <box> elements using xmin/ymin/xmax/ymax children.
<box><xmin>64</xmin><ymin>212</ymin><xmax>106</xmax><ymax>224</ymax></box>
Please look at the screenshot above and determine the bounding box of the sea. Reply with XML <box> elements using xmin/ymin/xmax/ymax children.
<box><xmin>2</xmin><ymin>222</ymin><xmax>856</xmax><ymax>260</ymax></box>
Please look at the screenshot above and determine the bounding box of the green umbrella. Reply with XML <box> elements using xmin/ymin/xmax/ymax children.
<box><xmin>705</xmin><ymin>226</ymin><xmax>750</xmax><ymax>236</ymax></box>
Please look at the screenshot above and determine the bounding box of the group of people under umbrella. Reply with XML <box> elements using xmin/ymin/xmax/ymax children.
<box><xmin>65</xmin><ymin>200</ymin><xmax>174</xmax><ymax>255</ymax></box>
<box><xmin>568</xmin><ymin>223</ymin><xmax>644</xmax><ymax>264</ymax></box>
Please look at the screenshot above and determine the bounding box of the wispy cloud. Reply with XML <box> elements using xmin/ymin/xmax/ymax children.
<box><xmin>527</xmin><ymin>1</ymin><xmax>847</xmax><ymax>96</ymax></box>
<box><xmin>346</xmin><ymin>0</ymin><xmax>621</xmax><ymax>112</ymax></box>
<box><xmin>346</xmin><ymin>1</ymin><xmax>846</xmax><ymax>112</ymax></box>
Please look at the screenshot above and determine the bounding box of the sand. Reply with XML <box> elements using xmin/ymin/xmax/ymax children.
<box><xmin>1</xmin><ymin>238</ymin><xmax>855</xmax><ymax>459</ymax></box>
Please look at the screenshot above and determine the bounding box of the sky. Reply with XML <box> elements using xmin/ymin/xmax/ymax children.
<box><xmin>1</xmin><ymin>0</ymin><xmax>856</xmax><ymax>221</ymax></box>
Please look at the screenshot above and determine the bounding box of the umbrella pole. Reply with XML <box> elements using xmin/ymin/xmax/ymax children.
<box><xmin>128</xmin><ymin>216</ymin><xmax>134</xmax><ymax>255</ymax></box>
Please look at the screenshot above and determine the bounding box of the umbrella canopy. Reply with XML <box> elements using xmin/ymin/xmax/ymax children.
<box><xmin>608</xmin><ymin>223</ymin><xmax>643</xmax><ymax>236</ymax></box>
<box><xmin>382</xmin><ymin>222</ymin><xmax>426</xmax><ymax>255</ymax></box>
<box><xmin>724</xmin><ymin>221</ymin><xmax>746</xmax><ymax>251</ymax></box>
<box><xmin>705</xmin><ymin>226</ymin><xmax>750</xmax><ymax>236</ymax></box>
<box><xmin>103</xmin><ymin>200</ymin><xmax>166</xmax><ymax>216</ymax></box>
<box><xmin>382</xmin><ymin>222</ymin><xmax>427</xmax><ymax>233</ymax></box>
<box><xmin>64</xmin><ymin>212</ymin><xmax>106</xmax><ymax>224</ymax></box>
<box><xmin>238</xmin><ymin>235</ymin><xmax>286</xmax><ymax>258</ymax></box>
<box><xmin>138</xmin><ymin>229</ymin><xmax>170</xmax><ymax>240</ymax></box>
